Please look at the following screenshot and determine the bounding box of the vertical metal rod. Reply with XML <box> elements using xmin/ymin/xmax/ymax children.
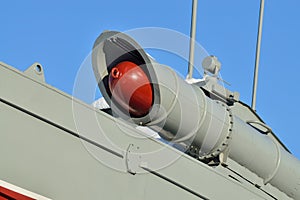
<box><xmin>187</xmin><ymin>0</ymin><xmax>198</xmax><ymax>79</ymax></box>
<box><xmin>251</xmin><ymin>0</ymin><xmax>265</xmax><ymax>111</ymax></box>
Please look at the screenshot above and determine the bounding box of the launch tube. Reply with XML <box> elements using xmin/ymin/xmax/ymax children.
<box><xmin>148</xmin><ymin>61</ymin><xmax>300</xmax><ymax>199</ymax></box>
<box><xmin>92</xmin><ymin>31</ymin><xmax>300</xmax><ymax>199</ymax></box>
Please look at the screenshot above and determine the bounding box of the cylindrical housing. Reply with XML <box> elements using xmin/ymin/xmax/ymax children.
<box><xmin>147</xmin><ymin>62</ymin><xmax>231</xmax><ymax>157</ymax></box>
<box><xmin>230</xmin><ymin>117</ymin><xmax>300</xmax><ymax>199</ymax></box>
<box><xmin>148</xmin><ymin>62</ymin><xmax>300</xmax><ymax>198</ymax></box>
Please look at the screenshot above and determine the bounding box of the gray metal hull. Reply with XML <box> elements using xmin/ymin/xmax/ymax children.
<box><xmin>0</xmin><ymin>62</ymin><xmax>292</xmax><ymax>199</ymax></box>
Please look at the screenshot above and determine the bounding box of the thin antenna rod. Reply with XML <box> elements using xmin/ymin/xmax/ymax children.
<box><xmin>251</xmin><ymin>0</ymin><xmax>265</xmax><ymax>111</ymax></box>
<box><xmin>187</xmin><ymin>0</ymin><xmax>198</xmax><ymax>79</ymax></box>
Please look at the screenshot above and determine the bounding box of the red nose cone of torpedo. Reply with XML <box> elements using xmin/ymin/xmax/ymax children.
<box><xmin>108</xmin><ymin>61</ymin><xmax>153</xmax><ymax>117</ymax></box>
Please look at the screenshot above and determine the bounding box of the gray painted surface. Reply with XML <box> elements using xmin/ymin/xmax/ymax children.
<box><xmin>0</xmin><ymin>62</ymin><xmax>293</xmax><ymax>199</ymax></box>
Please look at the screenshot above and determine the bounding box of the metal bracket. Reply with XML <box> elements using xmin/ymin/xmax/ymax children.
<box><xmin>246</xmin><ymin>120</ymin><xmax>272</xmax><ymax>135</ymax></box>
<box><xmin>219</xmin><ymin>148</ymin><xmax>230</xmax><ymax>164</ymax></box>
<box><xmin>246</xmin><ymin>121</ymin><xmax>281</xmax><ymax>185</ymax></box>
<box><xmin>263</xmin><ymin>137</ymin><xmax>282</xmax><ymax>185</ymax></box>
<box><xmin>24</xmin><ymin>62</ymin><xmax>45</xmax><ymax>83</ymax></box>
<box><xmin>125</xmin><ymin>144</ymin><xmax>143</xmax><ymax>175</ymax></box>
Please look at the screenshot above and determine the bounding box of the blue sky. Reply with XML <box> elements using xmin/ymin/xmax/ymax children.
<box><xmin>1</xmin><ymin>1</ymin><xmax>300</xmax><ymax>158</ymax></box>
